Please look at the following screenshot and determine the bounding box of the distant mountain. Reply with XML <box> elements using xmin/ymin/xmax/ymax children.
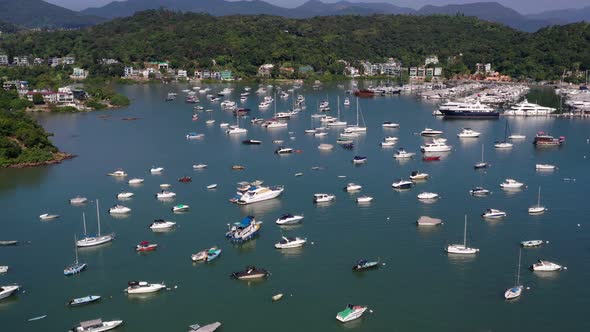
<box><xmin>0</xmin><ymin>0</ymin><xmax>105</xmax><ymax>28</ymax></box>
<box><xmin>526</xmin><ymin>6</ymin><xmax>590</xmax><ymax>25</ymax></box>
<box><xmin>0</xmin><ymin>20</ymin><xmax>21</xmax><ymax>33</ymax></box>
<box><xmin>291</xmin><ymin>0</ymin><xmax>414</xmax><ymax>17</ymax></box>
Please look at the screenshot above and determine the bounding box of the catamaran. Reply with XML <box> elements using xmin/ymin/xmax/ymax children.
<box><xmin>77</xmin><ymin>203</ymin><xmax>114</xmax><ymax>248</ymax></box>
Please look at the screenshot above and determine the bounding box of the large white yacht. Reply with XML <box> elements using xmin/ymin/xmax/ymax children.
<box><xmin>438</xmin><ymin>101</ymin><xmax>499</xmax><ymax>118</ymax></box>
<box><xmin>420</xmin><ymin>139</ymin><xmax>452</xmax><ymax>152</ymax></box>
<box><xmin>504</xmin><ymin>99</ymin><xmax>555</xmax><ymax>116</ymax></box>
<box><xmin>236</xmin><ymin>185</ymin><xmax>284</xmax><ymax>205</ymax></box>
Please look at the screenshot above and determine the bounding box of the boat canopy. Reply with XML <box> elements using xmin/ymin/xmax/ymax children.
<box><xmin>239</xmin><ymin>216</ymin><xmax>254</xmax><ymax>227</ymax></box>
<box><xmin>281</xmin><ymin>213</ymin><xmax>294</xmax><ymax>219</ymax></box>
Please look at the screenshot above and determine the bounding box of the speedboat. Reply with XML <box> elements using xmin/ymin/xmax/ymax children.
<box><xmin>125</xmin><ymin>281</ymin><xmax>166</xmax><ymax>294</ymax></box>
<box><xmin>336</xmin><ymin>304</ymin><xmax>368</xmax><ymax>323</ymax></box>
<box><xmin>536</xmin><ymin>164</ymin><xmax>556</xmax><ymax>170</ymax></box>
<box><xmin>409</xmin><ymin>171</ymin><xmax>428</xmax><ymax>181</ymax></box>
<box><xmin>275</xmin><ymin>146</ymin><xmax>293</xmax><ymax>154</ymax></box>
<box><xmin>274</xmin><ymin>236</ymin><xmax>307</xmax><ymax>249</ymax></box>
<box><xmin>313</xmin><ymin>193</ymin><xmax>335</xmax><ymax>203</ymax></box>
<box><xmin>108</xmin><ymin>170</ymin><xmax>127</xmax><ymax>177</ymax></box>
<box><xmin>382</xmin><ymin>121</ymin><xmax>399</xmax><ymax>128</ymax></box>
<box><xmin>69</xmin><ymin>196</ymin><xmax>88</xmax><ymax>204</ymax></box>
<box><xmin>344</xmin><ymin>183</ymin><xmax>362</xmax><ymax>192</ymax></box>
<box><xmin>236</xmin><ymin>185</ymin><xmax>284</xmax><ymax>205</ymax></box>
<box><xmin>193</xmin><ymin>164</ymin><xmax>208</xmax><ymax>169</ymax></box>
<box><xmin>457</xmin><ymin>128</ymin><xmax>480</xmax><ymax>138</ymax></box>
<box><xmin>500</xmin><ymin>179</ymin><xmax>524</xmax><ymax>189</ymax></box>
<box><xmin>207</xmin><ymin>184</ymin><xmax>218</xmax><ymax>190</ymax></box>
<box><xmin>393</xmin><ymin>148</ymin><xmax>415</xmax><ymax>159</ymax></box>
<box><xmin>108</xmin><ymin>205</ymin><xmax>131</xmax><ymax>214</ymax></box>
<box><xmin>156</xmin><ymin>191</ymin><xmax>176</xmax><ymax>199</ymax></box>
<box><xmin>187</xmin><ymin>322</ymin><xmax>222</xmax><ymax>332</ymax></box>
<box><xmin>352</xmin><ymin>156</ymin><xmax>367</xmax><ymax>164</ymax></box>
<box><xmin>521</xmin><ymin>240</ymin><xmax>544</xmax><ymax>248</ymax></box>
<box><xmin>275</xmin><ymin>213</ymin><xmax>304</xmax><ymax>225</ymax></box>
<box><xmin>352</xmin><ymin>259</ymin><xmax>379</xmax><ymax>271</ymax></box>
<box><xmin>231</xmin><ymin>266</ymin><xmax>269</xmax><ymax>280</ymax></box>
<box><xmin>530</xmin><ymin>260</ymin><xmax>562</xmax><ymax>272</ymax></box>
<box><xmin>150</xmin><ymin>167</ymin><xmax>164</xmax><ymax>173</ymax></box>
<box><xmin>172</xmin><ymin>204</ymin><xmax>190</xmax><ymax>212</ymax></box>
<box><xmin>68</xmin><ymin>295</ymin><xmax>101</xmax><ymax>306</ymax></box>
<box><xmin>417</xmin><ymin>192</ymin><xmax>439</xmax><ymax>200</ymax></box>
<box><xmin>392</xmin><ymin>179</ymin><xmax>412</xmax><ymax>189</ymax></box>
<box><xmin>482</xmin><ymin>208</ymin><xmax>507</xmax><ymax>219</ymax></box>
<box><xmin>117</xmin><ymin>192</ymin><xmax>134</xmax><ymax>199</ymax></box>
<box><xmin>136</xmin><ymin>241</ymin><xmax>158</xmax><ymax>252</ymax></box>
<box><xmin>149</xmin><ymin>219</ymin><xmax>176</xmax><ymax>230</ymax></box>
<box><xmin>128</xmin><ymin>178</ymin><xmax>144</xmax><ymax>185</ymax></box>
<box><xmin>420</xmin><ymin>128</ymin><xmax>443</xmax><ymax>137</ymax></box>
<box><xmin>39</xmin><ymin>213</ymin><xmax>59</xmax><ymax>220</ymax></box>
<box><xmin>416</xmin><ymin>216</ymin><xmax>442</xmax><ymax>226</ymax></box>
<box><xmin>0</xmin><ymin>285</ymin><xmax>19</xmax><ymax>300</ymax></box>
<box><xmin>470</xmin><ymin>187</ymin><xmax>491</xmax><ymax>196</ymax></box>
<box><xmin>69</xmin><ymin>319</ymin><xmax>123</xmax><ymax>332</ymax></box>
<box><xmin>356</xmin><ymin>196</ymin><xmax>373</xmax><ymax>203</ymax></box>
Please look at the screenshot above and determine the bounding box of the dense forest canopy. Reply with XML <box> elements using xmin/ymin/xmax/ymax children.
<box><xmin>0</xmin><ymin>10</ymin><xmax>589</xmax><ymax>81</ymax></box>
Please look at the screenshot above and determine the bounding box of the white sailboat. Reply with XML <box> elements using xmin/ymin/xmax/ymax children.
<box><xmin>504</xmin><ymin>249</ymin><xmax>523</xmax><ymax>300</ymax></box>
<box><xmin>345</xmin><ymin>97</ymin><xmax>367</xmax><ymax>132</ymax></box>
<box><xmin>76</xmin><ymin>201</ymin><xmax>114</xmax><ymax>248</ymax></box>
<box><xmin>226</xmin><ymin>111</ymin><xmax>247</xmax><ymax>134</ymax></box>
<box><xmin>474</xmin><ymin>144</ymin><xmax>489</xmax><ymax>169</ymax></box>
<box><xmin>327</xmin><ymin>96</ymin><xmax>346</xmax><ymax>127</ymax></box>
<box><xmin>528</xmin><ymin>186</ymin><xmax>547</xmax><ymax>214</ymax></box>
<box><xmin>446</xmin><ymin>215</ymin><xmax>479</xmax><ymax>254</ymax></box>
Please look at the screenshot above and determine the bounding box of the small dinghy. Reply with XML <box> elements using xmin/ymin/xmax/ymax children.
<box><xmin>231</xmin><ymin>266</ymin><xmax>269</xmax><ymax>280</ymax></box>
<box><xmin>352</xmin><ymin>259</ymin><xmax>380</xmax><ymax>271</ymax></box>
<box><xmin>68</xmin><ymin>295</ymin><xmax>101</xmax><ymax>306</ymax></box>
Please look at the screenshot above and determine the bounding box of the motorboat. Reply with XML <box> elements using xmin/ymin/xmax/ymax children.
<box><xmin>384</xmin><ymin>136</ymin><xmax>398</xmax><ymax>142</ymax></box>
<box><xmin>236</xmin><ymin>185</ymin><xmax>284</xmax><ymax>205</ymax></box>
<box><xmin>274</xmin><ymin>236</ymin><xmax>307</xmax><ymax>249</ymax></box>
<box><xmin>314</xmin><ymin>193</ymin><xmax>335</xmax><ymax>203</ymax></box>
<box><xmin>69</xmin><ymin>319</ymin><xmax>123</xmax><ymax>332</ymax></box>
<box><xmin>508</xmin><ymin>134</ymin><xmax>526</xmax><ymax>139</ymax></box>
<box><xmin>108</xmin><ymin>170</ymin><xmax>127</xmax><ymax>177</ymax></box>
<box><xmin>172</xmin><ymin>204</ymin><xmax>190</xmax><ymax>212</ymax></box>
<box><xmin>186</xmin><ymin>132</ymin><xmax>205</xmax><ymax>140</ymax></box>
<box><xmin>0</xmin><ymin>285</ymin><xmax>19</xmax><ymax>300</ymax></box>
<box><xmin>125</xmin><ymin>281</ymin><xmax>166</xmax><ymax>294</ymax></box>
<box><xmin>417</xmin><ymin>192</ymin><xmax>439</xmax><ymax>200</ymax></box>
<box><xmin>192</xmin><ymin>247</ymin><xmax>222</xmax><ymax>262</ymax></box>
<box><xmin>504</xmin><ymin>250</ymin><xmax>523</xmax><ymax>300</ymax></box>
<box><xmin>446</xmin><ymin>215</ymin><xmax>479</xmax><ymax>254</ymax></box>
<box><xmin>275</xmin><ymin>146</ymin><xmax>293</xmax><ymax>154</ymax></box>
<box><xmin>457</xmin><ymin>128</ymin><xmax>481</xmax><ymax>138</ymax></box>
<box><xmin>150</xmin><ymin>219</ymin><xmax>176</xmax><ymax>230</ymax></box>
<box><xmin>530</xmin><ymin>260</ymin><xmax>562</xmax><ymax>272</ymax></box>
<box><xmin>225</xmin><ymin>216</ymin><xmax>262</xmax><ymax>243</ymax></box>
<box><xmin>207</xmin><ymin>184</ymin><xmax>218</xmax><ymax>190</ymax></box>
<box><xmin>156</xmin><ymin>191</ymin><xmax>176</xmax><ymax>199</ymax></box>
<box><xmin>344</xmin><ymin>183</ymin><xmax>362</xmax><ymax>192</ymax></box>
<box><xmin>352</xmin><ymin>259</ymin><xmax>379</xmax><ymax>271</ymax></box>
<box><xmin>521</xmin><ymin>240</ymin><xmax>544</xmax><ymax>248</ymax></box>
<box><xmin>409</xmin><ymin>171</ymin><xmax>428</xmax><ymax>181</ymax></box>
<box><xmin>416</xmin><ymin>216</ymin><xmax>442</xmax><ymax>226</ymax></box>
<box><xmin>533</xmin><ymin>132</ymin><xmax>565</xmax><ymax>146</ymax></box>
<box><xmin>160</xmin><ymin>184</ymin><xmax>171</xmax><ymax>189</ymax></box>
<box><xmin>68</xmin><ymin>295</ymin><xmax>101</xmax><ymax>306</ymax></box>
<box><xmin>275</xmin><ymin>213</ymin><xmax>304</xmax><ymax>225</ymax></box>
<box><xmin>392</xmin><ymin>179</ymin><xmax>412</xmax><ymax>189</ymax></box>
<box><xmin>356</xmin><ymin>196</ymin><xmax>373</xmax><ymax>203</ymax></box>
<box><xmin>128</xmin><ymin>178</ymin><xmax>144</xmax><ymax>185</ymax></box>
<box><xmin>193</xmin><ymin>164</ymin><xmax>208</xmax><ymax>169</ymax></box>
<box><xmin>226</xmin><ymin>126</ymin><xmax>247</xmax><ymax>134</ymax></box>
<box><xmin>265</xmin><ymin>121</ymin><xmax>288</xmax><ymax>129</ymax></box>
<box><xmin>482</xmin><ymin>208</ymin><xmax>507</xmax><ymax>219</ymax></box>
<box><xmin>0</xmin><ymin>240</ymin><xmax>17</xmax><ymax>246</ymax></box>
<box><xmin>420</xmin><ymin>128</ymin><xmax>443</xmax><ymax>137</ymax></box>
<box><xmin>343</xmin><ymin>97</ymin><xmax>350</xmax><ymax>106</ymax></box>
<box><xmin>535</xmin><ymin>164</ymin><xmax>556</xmax><ymax>171</ymax></box>
<box><xmin>380</xmin><ymin>141</ymin><xmax>396</xmax><ymax>147</ymax></box>
<box><xmin>393</xmin><ymin>148</ymin><xmax>415</xmax><ymax>159</ymax></box>
<box><xmin>116</xmin><ymin>192</ymin><xmax>134</xmax><ymax>200</ymax></box>
<box><xmin>109</xmin><ymin>205</ymin><xmax>131</xmax><ymax>214</ymax></box>
<box><xmin>470</xmin><ymin>187</ymin><xmax>491</xmax><ymax>196</ymax></box>
<box><xmin>315</xmin><ymin>131</ymin><xmax>328</xmax><ymax>137</ymax></box>
<box><xmin>69</xmin><ymin>196</ymin><xmax>88</xmax><ymax>204</ymax></box>
<box><xmin>39</xmin><ymin>213</ymin><xmax>59</xmax><ymax>220</ymax></box>
<box><xmin>231</xmin><ymin>266</ymin><xmax>269</xmax><ymax>280</ymax></box>
<box><xmin>187</xmin><ymin>322</ymin><xmax>222</xmax><ymax>332</ymax></box>
<box><xmin>136</xmin><ymin>241</ymin><xmax>158</xmax><ymax>252</ymax></box>
<box><xmin>242</xmin><ymin>139</ymin><xmax>262</xmax><ymax>145</ymax></box>
<box><xmin>150</xmin><ymin>167</ymin><xmax>164</xmax><ymax>174</ymax></box>
<box><xmin>500</xmin><ymin>179</ymin><xmax>525</xmax><ymax>189</ymax></box>
<box><xmin>382</xmin><ymin>121</ymin><xmax>399</xmax><ymax>128</ymax></box>
<box><xmin>494</xmin><ymin>141</ymin><xmax>513</xmax><ymax>149</ymax></box>
<box><xmin>77</xmin><ymin>201</ymin><xmax>114</xmax><ymax>248</ymax></box>
<box><xmin>318</xmin><ymin>143</ymin><xmax>334</xmax><ymax>150</ymax></box>
<box><xmin>219</xmin><ymin>123</ymin><xmax>230</xmax><ymax>128</ymax></box>
<box><xmin>336</xmin><ymin>304</ymin><xmax>368</xmax><ymax>323</ymax></box>
<box><xmin>421</xmin><ymin>139</ymin><xmax>452</xmax><ymax>153</ymax></box>
<box><xmin>352</xmin><ymin>156</ymin><xmax>367</xmax><ymax>164</ymax></box>
<box><xmin>0</xmin><ymin>266</ymin><xmax>7</xmax><ymax>273</ymax></box>
<box><xmin>340</xmin><ymin>132</ymin><xmax>359</xmax><ymax>138</ymax></box>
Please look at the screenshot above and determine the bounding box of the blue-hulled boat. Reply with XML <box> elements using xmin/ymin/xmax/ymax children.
<box><xmin>68</xmin><ymin>295</ymin><xmax>101</xmax><ymax>306</ymax></box>
<box><xmin>206</xmin><ymin>247</ymin><xmax>222</xmax><ymax>262</ymax></box>
<box><xmin>64</xmin><ymin>235</ymin><xmax>86</xmax><ymax>276</ymax></box>
<box><xmin>225</xmin><ymin>216</ymin><xmax>262</xmax><ymax>243</ymax></box>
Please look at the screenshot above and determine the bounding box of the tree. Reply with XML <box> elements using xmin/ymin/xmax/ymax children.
<box><xmin>32</xmin><ymin>93</ymin><xmax>45</xmax><ymax>105</ymax></box>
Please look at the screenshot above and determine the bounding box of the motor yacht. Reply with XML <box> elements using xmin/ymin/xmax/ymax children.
<box><xmin>125</xmin><ymin>281</ymin><xmax>166</xmax><ymax>294</ymax></box>
<box><xmin>530</xmin><ymin>260</ymin><xmax>562</xmax><ymax>272</ymax></box>
<box><xmin>380</xmin><ymin>141</ymin><xmax>396</xmax><ymax>147</ymax></box>
<box><xmin>156</xmin><ymin>191</ymin><xmax>176</xmax><ymax>199</ymax></box>
<box><xmin>505</xmin><ymin>99</ymin><xmax>555</xmax><ymax>116</ymax></box>
<box><xmin>533</xmin><ymin>132</ymin><xmax>565</xmax><ymax>146</ymax></box>
<box><xmin>186</xmin><ymin>132</ymin><xmax>205</xmax><ymax>139</ymax></box>
<box><xmin>108</xmin><ymin>205</ymin><xmax>131</xmax><ymax>214</ymax></box>
<box><xmin>482</xmin><ymin>208</ymin><xmax>507</xmax><ymax>219</ymax></box>
<box><xmin>236</xmin><ymin>186</ymin><xmax>284</xmax><ymax>205</ymax></box>
<box><xmin>420</xmin><ymin>128</ymin><xmax>443</xmax><ymax>137</ymax></box>
<box><xmin>193</xmin><ymin>164</ymin><xmax>208</xmax><ymax>169</ymax></box>
<box><xmin>393</xmin><ymin>148</ymin><xmax>415</xmax><ymax>159</ymax></box>
<box><xmin>421</xmin><ymin>139</ymin><xmax>452</xmax><ymax>153</ymax></box>
<box><xmin>274</xmin><ymin>236</ymin><xmax>307</xmax><ymax>249</ymax></box>
<box><xmin>226</xmin><ymin>126</ymin><xmax>247</xmax><ymax>135</ymax></box>
<box><xmin>457</xmin><ymin>128</ymin><xmax>481</xmax><ymax>138</ymax></box>
<box><xmin>500</xmin><ymin>179</ymin><xmax>525</xmax><ymax>189</ymax></box>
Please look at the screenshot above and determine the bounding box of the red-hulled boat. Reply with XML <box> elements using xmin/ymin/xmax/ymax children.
<box><xmin>423</xmin><ymin>156</ymin><xmax>441</xmax><ymax>162</ymax></box>
<box><xmin>353</xmin><ymin>89</ymin><xmax>375</xmax><ymax>98</ymax></box>
<box><xmin>136</xmin><ymin>241</ymin><xmax>158</xmax><ymax>252</ymax></box>
<box><xmin>533</xmin><ymin>132</ymin><xmax>565</xmax><ymax>146</ymax></box>
<box><xmin>178</xmin><ymin>176</ymin><xmax>192</xmax><ymax>183</ymax></box>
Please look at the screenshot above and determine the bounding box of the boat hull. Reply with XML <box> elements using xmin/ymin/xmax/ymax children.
<box><xmin>441</xmin><ymin>110</ymin><xmax>499</xmax><ymax>118</ymax></box>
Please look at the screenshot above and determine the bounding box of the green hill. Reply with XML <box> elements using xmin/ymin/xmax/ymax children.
<box><xmin>0</xmin><ymin>0</ymin><xmax>105</xmax><ymax>29</ymax></box>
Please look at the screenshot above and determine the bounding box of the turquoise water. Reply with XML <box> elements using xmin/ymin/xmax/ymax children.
<box><xmin>1</xmin><ymin>83</ymin><xmax>589</xmax><ymax>331</ymax></box>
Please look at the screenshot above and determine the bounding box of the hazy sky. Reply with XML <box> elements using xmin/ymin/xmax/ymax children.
<box><xmin>48</xmin><ymin>0</ymin><xmax>589</xmax><ymax>14</ymax></box>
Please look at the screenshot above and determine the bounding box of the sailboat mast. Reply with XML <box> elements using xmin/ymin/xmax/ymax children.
<box><xmin>356</xmin><ymin>97</ymin><xmax>360</xmax><ymax>126</ymax></box>
<box><xmin>537</xmin><ymin>186</ymin><xmax>541</xmax><ymax>206</ymax></box>
<box><xmin>96</xmin><ymin>199</ymin><xmax>101</xmax><ymax>237</ymax></box>
<box><xmin>463</xmin><ymin>215</ymin><xmax>467</xmax><ymax>246</ymax></box>
<box><xmin>74</xmin><ymin>234</ymin><xmax>79</xmax><ymax>264</ymax></box>
<box><xmin>481</xmin><ymin>144</ymin><xmax>484</xmax><ymax>162</ymax></box>
<box><xmin>82</xmin><ymin>212</ymin><xmax>87</xmax><ymax>237</ymax></box>
<box><xmin>516</xmin><ymin>249</ymin><xmax>522</xmax><ymax>286</ymax></box>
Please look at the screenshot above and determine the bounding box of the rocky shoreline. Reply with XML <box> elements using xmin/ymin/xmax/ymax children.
<box><xmin>4</xmin><ymin>152</ymin><xmax>76</xmax><ymax>168</ymax></box>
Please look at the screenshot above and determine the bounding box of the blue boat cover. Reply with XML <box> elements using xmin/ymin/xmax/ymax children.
<box><xmin>239</xmin><ymin>216</ymin><xmax>254</xmax><ymax>227</ymax></box>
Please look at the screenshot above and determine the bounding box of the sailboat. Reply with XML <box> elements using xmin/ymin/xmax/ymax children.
<box><xmin>528</xmin><ymin>186</ymin><xmax>547</xmax><ymax>214</ymax></box>
<box><xmin>494</xmin><ymin>121</ymin><xmax>513</xmax><ymax>149</ymax></box>
<box><xmin>345</xmin><ymin>97</ymin><xmax>367</xmax><ymax>133</ymax></box>
<box><xmin>76</xmin><ymin>201</ymin><xmax>115</xmax><ymax>247</ymax></box>
<box><xmin>267</xmin><ymin>93</ymin><xmax>288</xmax><ymax>128</ymax></box>
<box><xmin>327</xmin><ymin>96</ymin><xmax>347</xmax><ymax>127</ymax></box>
<box><xmin>504</xmin><ymin>249</ymin><xmax>523</xmax><ymax>300</ymax></box>
<box><xmin>474</xmin><ymin>144</ymin><xmax>489</xmax><ymax>169</ymax></box>
<box><xmin>445</xmin><ymin>215</ymin><xmax>479</xmax><ymax>254</ymax></box>
<box><xmin>226</xmin><ymin>110</ymin><xmax>247</xmax><ymax>134</ymax></box>
<box><xmin>64</xmin><ymin>235</ymin><xmax>87</xmax><ymax>275</ymax></box>
<box><xmin>305</xmin><ymin>114</ymin><xmax>317</xmax><ymax>134</ymax></box>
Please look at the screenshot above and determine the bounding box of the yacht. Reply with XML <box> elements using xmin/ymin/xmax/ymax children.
<box><xmin>420</xmin><ymin>128</ymin><xmax>443</xmax><ymax>137</ymax></box>
<box><xmin>392</xmin><ymin>179</ymin><xmax>412</xmax><ymax>189</ymax></box>
<box><xmin>409</xmin><ymin>171</ymin><xmax>429</xmax><ymax>181</ymax></box>
<box><xmin>275</xmin><ymin>213</ymin><xmax>304</xmax><ymax>225</ymax></box>
<box><xmin>77</xmin><ymin>201</ymin><xmax>114</xmax><ymax>248</ymax></box>
<box><xmin>382</xmin><ymin>121</ymin><xmax>399</xmax><ymax>128</ymax></box>
<box><xmin>0</xmin><ymin>285</ymin><xmax>19</xmax><ymax>300</ymax></box>
<box><xmin>346</xmin><ymin>99</ymin><xmax>367</xmax><ymax>132</ymax></box>
<box><xmin>313</xmin><ymin>193</ymin><xmax>335</xmax><ymax>203</ymax></box>
<box><xmin>356</xmin><ymin>196</ymin><xmax>374</xmax><ymax>203</ymax></box>
<box><xmin>420</xmin><ymin>139</ymin><xmax>452</xmax><ymax>152</ymax></box>
<box><xmin>474</xmin><ymin>144</ymin><xmax>489</xmax><ymax>169</ymax></box>
<box><xmin>231</xmin><ymin>266</ymin><xmax>269</xmax><ymax>280</ymax></box>
<box><xmin>125</xmin><ymin>281</ymin><xmax>166</xmax><ymax>294</ymax></box>
<box><xmin>528</xmin><ymin>187</ymin><xmax>547</xmax><ymax>214</ymax></box>
<box><xmin>150</xmin><ymin>167</ymin><xmax>164</xmax><ymax>174</ymax></box>
<box><xmin>445</xmin><ymin>215</ymin><xmax>479</xmax><ymax>254</ymax></box>
<box><xmin>469</xmin><ymin>187</ymin><xmax>491</xmax><ymax>196</ymax></box>
<box><xmin>530</xmin><ymin>260</ymin><xmax>562</xmax><ymax>272</ymax></box>
<box><xmin>69</xmin><ymin>196</ymin><xmax>88</xmax><ymax>205</ymax></box>
<box><xmin>417</xmin><ymin>192</ymin><xmax>439</xmax><ymax>200</ymax></box>
<box><xmin>533</xmin><ymin>132</ymin><xmax>565</xmax><ymax>146</ymax></box>
<box><xmin>500</xmin><ymin>179</ymin><xmax>525</xmax><ymax>189</ymax></box>
<box><xmin>149</xmin><ymin>220</ymin><xmax>176</xmax><ymax>230</ymax></box>
<box><xmin>482</xmin><ymin>208</ymin><xmax>507</xmax><ymax>219</ymax></box>
<box><xmin>535</xmin><ymin>164</ymin><xmax>556</xmax><ymax>171</ymax></box>
<box><xmin>236</xmin><ymin>185</ymin><xmax>284</xmax><ymax>205</ymax></box>
<box><xmin>70</xmin><ymin>319</ymin><xmax>123</xmax><ymax>332</ymax></box>
<box><xmin>107</xmin><ymin>170</ymin><xmax>127</xmax><ymax>177</ymax></box>
<box><xmin>274</xmin><ymin>236</ymin><xmax>307</xmax><ymax>249</ymax></box>
<box><xmin>172</xmin><ymin>204</ymin><xmax>190</xmax><ymax>212</ymax></box>
<box><xmin>457</xmin><ymin>128</ymin><xmax>481</xmax><ymax>138</ymax></box>
<box><xmin>505</xmin><ymin>99</ymin><xmax>555</xmax><ymax>116</ymax></box>
<box><xmin>156</xmin><ymin>191</ymin><xmax>176</xmax><ymax>199</ymax></box>
<box><xmin>439</xmin><ymin>101</ymin><xmax>498</xmax><ymax>118</ymax></box>
<box><xmin>336</xmin><ymin>304</ymin><xmax>368</xmax><ymax>323</ymax></box>
<box><xmin>393</xmin><ymin>148</ymin><xmax>415</xmax><ymax>159</ymax></box>
<box><xmin>344</xmin><ymin>183</ymin><xmax>362</xmax><ymax>192</ymax></box>
<box><xmin>108</xmin><ymin>205</ymin><xmax>131</xmax><ymax>214</ymax></box>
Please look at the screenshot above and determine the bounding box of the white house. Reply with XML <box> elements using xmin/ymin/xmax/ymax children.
<box><xmin>425</xmin><ymin>55</ymin><xmax>439</xmax><ymax>66</ymax></box>
<box><xmin>70</xmin><ymin>67</ymin><xmax>88</xmax><ymax>80</ymax></box>
<box><xmin>0</xmin><ymin>55</ymin><xmax>8</xmax><ymax>66</ymax></box>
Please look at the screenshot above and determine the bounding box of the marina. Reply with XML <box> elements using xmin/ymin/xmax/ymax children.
<box><xmin>0</xmin><ymin>82</ymin><xmax>588</xmax><ymax>331</ymax></box>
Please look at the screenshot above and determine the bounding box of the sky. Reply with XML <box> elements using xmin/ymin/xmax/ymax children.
<box><xmin>47</xmin><ymin>0</ymin><xmax>590</xmax><ymax>14</ymax></box>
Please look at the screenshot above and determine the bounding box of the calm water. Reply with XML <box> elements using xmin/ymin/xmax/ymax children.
<box><xmin>1</xmin><ymin>83</ymin><xmax>589</xmax><ymax>331</ymax></box>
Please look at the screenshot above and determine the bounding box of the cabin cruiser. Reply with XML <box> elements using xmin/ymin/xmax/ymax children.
<box><xmin>226</xmin><ymin>126</ymin><xmax>247</xmax><ymax>135</ymax></box>
<box><xmin>125</xmin><ymin>281</ymin><xmax>166</xmax><ymax>294</ymax></box>
<box><xmin>352</xmin><ymin>156</ymin><xmax>367</xmax><ymax>164</ymax></box>
<box><xmin>149</xmin><ymin>219</ymin><xmax>176</xmax><ymax>230</ymax></box>
<box><xmin>382</xmin><ymin>121</ymin><xmax>399</xmax><ymax>128</ymax></box>
<box><xmin>156</xmin><ymin>191</ymin><xmax>176</xmax><ymax>199</ymax></box>
<box><xmin>172</xmin><ymin>204</ymin><xmax>190</xmax><ymax>212</ymax></box>
<box><xmin>482</xmin><ymin>208</ymin><xmax>506</xmax><ymax>219</ymax></box>
<box><xmin>457</xmin><ymin>128</ymin><xmax>481</xmax><ymax>138</ymax></box>
<box><xmin>344</xmin><ymin>183</ymin><xmax>362</xmax><ymax>192</ymax></box>
<box><xmin>313</xmin><ymin>193</ymin><xmax>335</xmax><ymax>203</ymax></box>
<box><xmin>236</xmin><ymin>185</ymin><xmax>284</xmax><ymax>205</ymax></box>
<box><xmin>409</xmin><ymin>171</ymin><xmax>429</xmax><ymax>181</ymax></box>
<box><xmin>420</xmin><ymin>128</ymin><xmax>443</xmax><ymax>137</ymax></box>
<box><xmin>336</xmin><ymin>304</ymin><xmax>368</xmax><ymax>323</ymax></box>
<box><xmin>530</xmin><ymin>260</ymin><xmax>562</xmax><ymax>272</ymax></box>
<box><xmin>275</xmin><ymin>236</ymin><xmax>307</xmax><ymax>249</ymax></box>
<box><xmin>275</xmin><ymin>214</ymin><xmax>304</xmax><ymax>225</ymax></box>
<box><xmin>417</xmin><ymin>192</ymin><xmax>439</xmax><ymax>200</ymax></box>
<box><xmin>0</xmin><ymin>285</ymin><xmax>19</xmax><ymax>300</ymax></box>
<box><xmin>500</xmin><ymin>179</ymin><xmax>525</xmax><ymax>189</ymax></box>
<box><xmin>393</xmin><ymin>148</ymin><xmax>415</xmax><ymax>159</ymax></box>
<box><xmin>421</xmin><ymin>139</ymin><xmax>452</xmax><ymax>153</ymax></box>
<box><xmin>356</xmin><ymin>196</ymin><xmax>373</xmax><ymax>203</ymax></box>
<box><xmin>69</xmin><ymin>196</ymin><xmax>88</xmax><ymax>204</ymax></box>
<box><xmin>108</xmin><ymin>205</ymin><xmax>131</xmax><ymax>214</ymax></box>
<box><xmin>521</xmin><ymin>240</ymin><xmax>544</xmax><ymax>248</ymax></box>
<box><xmin>231</xmin><ymin>266</ymin><xmax>269</xmax><ymax>280</ymax></box>
<box><xmin>128</xmin><ymin>178</ymin><xmax>144</xmax><ymax>185</ymax></box>
<box><xmin>69</xmin><ymin>319</ymin><xmax>123</xmax><ymax>332</ymax></box>
<box><xmin>39</xmin><ymin>213</ymin><xmax>59</xmax><ymax>220</ymax></box>
<box><xmin>150</xmin><ymin>167</ymin><xmax>164</xmax><ymax>174</ymax></box>
<box><xmin>117</xmin><ymin>192</ymin><xmax>134</xmax><ymax>199</ymax></box>
<box><xmin>504</xmin><ymin>99</ymin><xmax>555</xmax><ymax>116</ymax></box>
<box><xmin>274</xmin><ymin>146</ymin><xmax>293</xmax><ymax>154</ymax></box>
<box><xmin>225</xmin><ymin>216</ymin><xmax>262</xmax><ymax>242</ymax></box>
<box><xmin>469</xmin><ymin>187</ymin><xmax>491</xmax><ymax>196</ymax></box>
<box><xmin>392</xmin><ymin>179</ymin><xmax>412</xmax><ymax>189</ymax></box>
<box><xmin>108</xmin><ymin>170</ymin><xmax>127</xmax><ymax>177</ymax></box>
<box><xmin>533</xmin><ymin>132</ymin><xmax>565</xmax><ymax>146</ymax></box>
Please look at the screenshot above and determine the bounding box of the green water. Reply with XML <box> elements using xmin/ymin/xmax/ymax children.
<box><xmin>1</xmin><ymin>83</ymin><xmax>589</xmax><ymax>331</ymax></box>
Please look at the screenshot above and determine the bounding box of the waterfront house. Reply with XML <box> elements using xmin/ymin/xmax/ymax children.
<box><xmin>220</xmin><ymin>70</ymin><xmax>233</xmax><ymax>81</ymax></box>
<box><xmin>13</xmin><ymin>56</ymin><xmax>29</xmax><ymax>66</ymax></box>
<box><xmin>177</xmin><ymin>70</ymin><xmax>188</xmax><ymax>79</ymax></box>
